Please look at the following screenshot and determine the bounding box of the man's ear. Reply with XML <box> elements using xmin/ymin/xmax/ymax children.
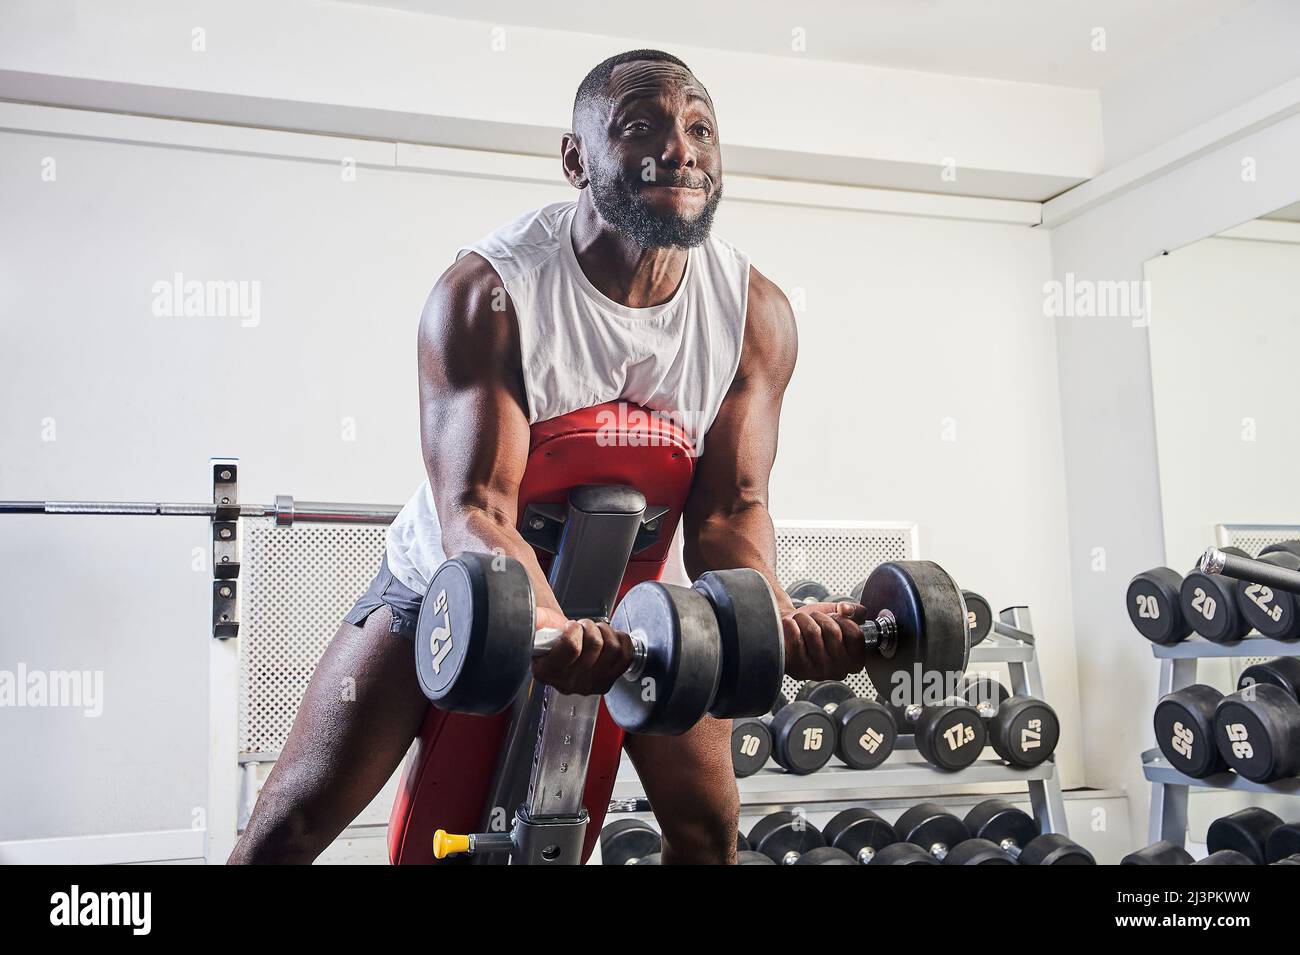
<box><xmin>561</xmin><ymin>132</ymin><xmax>588</xmax><ymax>189</ymax></box>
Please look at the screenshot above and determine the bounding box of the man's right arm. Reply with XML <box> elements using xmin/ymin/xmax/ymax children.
<box><xmin>417</xmin><ymin>253</ymin><xmax>632</xmax><ymax>695</ymax></box>
<box><xmin>418</xmin><ymin>253</ymin><xmax>539</xmax><ymax>591</ymax></box>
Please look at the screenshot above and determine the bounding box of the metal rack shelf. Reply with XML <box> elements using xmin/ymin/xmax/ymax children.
<box><xmin>613</xmin><ymin>755</ymin><xmax>1056</xmax><ymax>804</ymax></box>
<box><xmin>612</xmin><ymin>604</ymin><xmax>1071</xmax><ymax>837</ymax></box>
<box><xmin>1151</xmin><ymin>633</ymin><xmax>1300</xmax><ymax>660</ymax></box>
<box><xmin>1143</xmin><ymin>750</ymin><xmax>1300</xmax><ymax>796</ymax></box>
<box><xmin>1145</xmin><ymin>623</ymin><xmax>1300</xmax><ymax>846</ymax></box>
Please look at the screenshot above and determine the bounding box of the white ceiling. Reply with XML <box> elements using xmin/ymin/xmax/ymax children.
<box><xmin>337</xmin><ymin>0</ymin><xmax>1256</xmax><ymax>88</ymax></box>
<box><xmin>1262</xmin><ymin>200</ymin><xmax>1300</xmax><ymax>222</ymax></box>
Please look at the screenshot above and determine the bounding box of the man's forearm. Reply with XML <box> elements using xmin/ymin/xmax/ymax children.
<box><xmin>683</xmin><ymin>504</ymin><xmax>788</xmax><ymax>607</ymax></box>
<box><xmin>437</xmin><ymin>504</ymin><xmax>564</xmax><ymax>615</ymax></box>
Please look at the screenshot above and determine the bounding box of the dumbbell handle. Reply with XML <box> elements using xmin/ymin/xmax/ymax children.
<box><xmin>795</xmin><ymin>602</ymin><xmax>897</xmax><ymax>651</ymax></box>
<box><xmin>534</xmin><ymin>608</ymin><xmax>891</xmax><ymax>673</ymax></box>
<box><xmin>897</xmin><ymin>699</ymin><xmax>978</xmax><ymax>725</ymax></box>
<box><xmin>859</xmin><ymin>611</ymin><xmax>898</xmax><ymax>653</ymax></box>
<box><xmin>532</xmin><ymin>625</ymin><xmax>649</xmax><ymax>679</ymax></box>
<box><xmin>1202</xmin><ymin>548</ymin><xmax>1300</xmax><ymax>597</ymax></box>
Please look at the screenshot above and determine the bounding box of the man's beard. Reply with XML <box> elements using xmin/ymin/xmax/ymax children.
<box><xmin>587</xmin><ymin>167</ymin><xmax>723</xmax><ymax>249</ymax></box>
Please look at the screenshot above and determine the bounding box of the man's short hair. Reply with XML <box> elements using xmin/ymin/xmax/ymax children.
<box><xmin>572</xmin><ymin>49</ymin><xmax>701</xmax><ymax>124</ymax></box>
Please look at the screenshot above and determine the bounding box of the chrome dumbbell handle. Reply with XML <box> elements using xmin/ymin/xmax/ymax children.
<box><xmin>1202</xmin><ymin>547</ymin><xmax>1300</xmax><ymax>596</ymax></box>
<box><xmin>859</xmin><ymin>610</ymin><xmax>898</xmax><ymax>655</ymax></box>
<box><xmin>530</xmin><ymin>625</ymin><xmax>649</xmax><ymax>679</ymax></box>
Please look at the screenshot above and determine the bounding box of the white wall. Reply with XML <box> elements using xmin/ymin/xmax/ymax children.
<box><xmin>1146</xmin><ymin>227</ymin><xmax>1300</xmax><ymax>564</ymax></box>
<box><xmin>0</xmin><ymin>105</ymin><xmax>1080</xmax><ymax>844</ymax></box>
<box><xmin>1048</xmin><ymin>106</ymin><xmax>1300</xmax><ymax>844</ymax></box>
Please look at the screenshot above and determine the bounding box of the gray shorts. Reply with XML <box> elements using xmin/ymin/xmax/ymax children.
<box><xmin>344</xmin><ymin>555</ymin><xmax>423</xmax><ymax>640</ymax></box>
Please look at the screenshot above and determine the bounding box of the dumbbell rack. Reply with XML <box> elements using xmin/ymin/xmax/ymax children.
<box><xmin>611</xmin><ymin>605</ymin><xmax>1073</xmax><ymax>838</ymax></box>
<box><xmin>1142</xmin><ymin>522</ymin><xmax>1300</xmax><ymax>847</ymax></box>
<box><xmin>1142</xmin><ymin>636</ymin><xmax>1300</xmax><ymax>846</ymax></box>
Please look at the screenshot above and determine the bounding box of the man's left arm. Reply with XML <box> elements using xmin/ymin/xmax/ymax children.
<box><xmin>681</xmin><ymin>266</ymin><xmax>794</xmax><ymax>592</ymax></box>
<box><xmin>683</xmin><ymin>266</ymin><xmax>866</xmax><ymax>681</ymax></box>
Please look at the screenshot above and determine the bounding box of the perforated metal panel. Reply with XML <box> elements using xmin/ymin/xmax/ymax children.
<box><xmin>1215</xmin><ymin>523</ymin><xmax>1300</xmax><ymax>559</ymax></box>
<box><xmin>234</xmin><ymin>517</ymin><xmax>916</xmax><ymax>753</ymax></box>
<box><xmin>774</xmin><ymin>521</ymin><xmax>917</xmax><ymax>703</ymax></box>
<box><xmin>239</xmin><ymin>517</ymin><xmax>389</xmax><ymax>756</ymax></box>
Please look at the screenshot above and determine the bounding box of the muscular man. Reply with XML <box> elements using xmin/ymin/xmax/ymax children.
<box><xmin>231</xmin><ymin>48</ymin><xmax>867</xmax><ymax>865</ymax></box>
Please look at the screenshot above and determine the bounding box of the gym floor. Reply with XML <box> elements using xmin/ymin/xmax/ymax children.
<box><xmin>2</xmin><ymin>0</ymin><xmax>1299</xmax><ymax>910</ymax></box>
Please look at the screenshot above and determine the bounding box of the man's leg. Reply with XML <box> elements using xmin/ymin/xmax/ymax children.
<box><xmin>229</xmin><ymin>606</ymin><xmax>429</xmax><ymax>863</ymax></box>
<box><xmin>622</xmin><ymin>717</ymin><xmax>739</xmax><ymax>864</ymax></box>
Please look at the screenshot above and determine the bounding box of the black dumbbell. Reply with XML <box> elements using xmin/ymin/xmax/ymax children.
<box><xmin>941</xmin><ymin>839</ymin><xmax>1015</xmax><ymax>864</ymax></box>
<box><xmin>1266</xmin><ymin>820</ymin><xmax>1300</xmax><ymax>863</ymax></box>
<box><xmin>1153</xmin><ymin>683</ymin><xmax>1229</xmax><ymax>778</ymax></box>
<box><xmin>873</xmin><ymin>803</ymin><xmax>969</xmax><ymax>864</ymax></box>
<box><xmin>888</xmin><ymin>696</ymin><xmax>988</xmax><ymax>771</ymax></box>
<box><xmin>795</xmin><ymin>681</ymin><xmax>898</xmax><ymax>770</ymax></box>
<box><xmin>1195</xmin><ymin>850</ymin><xmax>1255</xmax><ymax>865</ymax></box>
<box><xmin>963</xmin><ymin>590</ymin><xmax>994</xmax><ymax>646</ymax></box>
<box><xmin>822</xmin><ymin>807</ymin><xmax>898</xmax><ymax>864</ymax></box>
<box><xmin>1215</xmin><ymin>657</ymin><xmax>1300</xmax><ymax>782</ymax></box>
<box><xmin>850</xmin><ymin>560</ymin><xmax>972</xmax><ymax>720</ymax></box>
<box><xmin>1122</xmin><ymin>840</ymin><xmax>1253</xmax><ymax>865</ymax></box>
<box><xmin>737</xmin><ymin>850</ymin><xmax>777</xmax><ymax>865</ymax></box>
<box><xmin>1272</xmin><ymin>854</ymin><xmax>1300</xmax><ymax>865</ymax></box>
<box><xmin>748</xmin><ymin>811</ymin><xmax>840</xmax><ymax>865</ymax></box>
<box><xmin>730</xmin><ymin>717</ymin><xmax>772</xmax><ymax>778</ymax></box>
<box><xmin>1127</xmin><ymin>556</ymin><xmax>1250</xmax><ymax>646</ymax></box>
<box><xmin>961</xmin><ymin>676</ymin><xmax>1061</xmax><ymax>768</ymax></box>
<box><xmin>963</xmin><ymin>799</ymin><xmax>1095</xmax><ymax>865</ymax></box>
<box><xmin>1121</xmin><ymin>841</ymin><xmax>1194</xmax><ymax>865</ymax></box>
<box><xmin>1207</xmin><ymin>807</ymin><xmax>1284</xmax><ymax>865</ymax></box>
<box><xmin>1180</xmin><ymin>547</ymin><xmax>1251</xmax><ymax>643</ymax></box>
<box><xmin>794</xmin><ymin>847</ymin><xmax>857</xmax><ymax>864</ymax></box>
<box><xmin>1234</xmin><ymin>543</ymin><xmax>1300</xmax><ymax>639</ymax></box>
<box><xmin>1127</xmin><ymin>567</ymin><xmax>1192</xmax><ymax>645</ymax></box>
<box><xmin>785</xmin><ymin>562</ymin><xmax>973</xmax><ymax>750</ymax></box>
<box><xmin>763</xmin><ymin>692</ymin><xmax>838</xmax><ymax>774</ymax></box>
<box><xmin>600</xmin><ymin>819</ymin><xmax>661</xmax><ymax>865</ymax></box>
<box><xmin>415</xmin><ymin>554</ymin><xmax>785</xmax><ymax>734</ymax></box>
<box><xmin>605</xmin><ymin>820</ymin><xmax>761</xmax><ymax>864</ymax></box>
<box><xmin>786</xmin><ymin>579</ymin><xmax>830</xmax><ymax>605</ymax></box>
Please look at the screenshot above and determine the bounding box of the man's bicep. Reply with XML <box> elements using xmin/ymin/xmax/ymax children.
<box><xmin>687</xmin><ymin>269</ymin><xmax>798</xmax><ymax>523</ymax></box>
<box><xmin>689</xmin><ymin>379</ymin><xmax>781</xmax><ymax>518</ymax></box>
<box><xmin>417</xmin><ymin>258</ymin><xmax>531</xmax><ymax>525</ymax></box>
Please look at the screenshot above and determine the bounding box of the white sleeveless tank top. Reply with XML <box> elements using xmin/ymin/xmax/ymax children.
<box><xmin>385</xmin><ymin>200</ymin><xmax>751</xmax><ymax>593</ymax></box>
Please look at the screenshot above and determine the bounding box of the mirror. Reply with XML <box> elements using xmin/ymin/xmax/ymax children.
<box><xmin>1145</xmin><ymin>201</ymin><xmax>1300</xmax><ymax>566</ymax></box>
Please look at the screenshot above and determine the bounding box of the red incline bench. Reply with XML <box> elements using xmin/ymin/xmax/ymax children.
<box><xmin>387</xmin><ymin>402</ymin><xmax>696</xmax><ymax>864</ymax></box>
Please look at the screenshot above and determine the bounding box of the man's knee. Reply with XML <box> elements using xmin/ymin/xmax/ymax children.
<box><xmin>658</xmin><ymin>791</ymin><xmax>740</xmax><ymax>863</ymax></box>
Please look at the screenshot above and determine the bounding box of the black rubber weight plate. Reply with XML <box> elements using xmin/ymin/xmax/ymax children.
<box><xmin>695</xmin><ymin>568</ymin><xmax>785</xmax><ymax>719</ymax></box>
<box><xmin>963</xmin><ymin>591</ymin><xmax>994</xmax><ymax>646</ymax></box>
<box><xmin>1126</xmin><ymin>568</ymin><xmax>1188</xmax><ymax>644</ymax></box>
<box><xmin>607</xmin><ymin>582</ymin><xmax>721</xmax><ymax>735</ymax></box>
<box><xmin>859</xmin><ymin>561</ymin><xmax>969</xmax><ymax>711</ymax></box>
<box><xmin>730</xmin><ymin>718</ymin><xmax>772</xmax><ymax>777</ymax></box>
<box><xmin>786</xmin><ymin>579</ymin><xmax>830</xmax><ymax>604</ymax></box>
<box><xmin>992</xmin><ymin>697</ymin><xmax>1060</xmax><ymax>767</ymax></box>
<box><xmin>1153</xmin><ymin>686</ymin><xmax>1225</xmax><ymax>778</ymax></box>
<box><xmin>1179</xmin><ymin>569</ymin><xmax>1247</xmax><ymax>644</ymax></box>
<box><xmin>415</xmin><ymin>553</ymin><xmax>534</xmax><ymax>715</ymax></box>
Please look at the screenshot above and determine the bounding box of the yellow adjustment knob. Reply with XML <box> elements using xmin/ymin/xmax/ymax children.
<box><xmin>433</xmin><ymin>830</ymin><xmax>471</xmax><ymax>859</ymax></box>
